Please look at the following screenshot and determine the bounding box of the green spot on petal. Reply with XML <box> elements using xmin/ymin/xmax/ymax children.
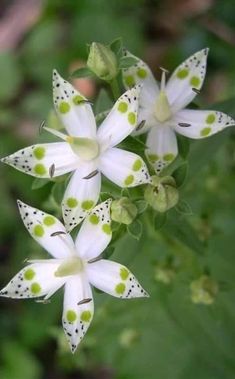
<box><xmin>89</xmin><ymin>214</ymin><xmax>99</xmax><ymax>225</ymax></box>
<box><xmin>125</xmin><ymin>75</ymin><xmax>135</xmax><ymax>87</ymax></box>
<box><xmin>200</xmin><ymin>127</ymin><xmax>211</xmax><ymax>137</ymax></box>
<box><xmin>43</xmin><ymin>215</ymin><xmax>56</xmax><ymax>226</ymax></box>
<box><xmin>81</xmin><ymin>200</ymin><xmax>94</xmax><ymax>210</ymax></box>
<box><xmin>24</xmin><ymin>268</ymin><xmax>35</xmax><ymax>281</ymax></box>
<box><xmin>137</xmin><ymin>68</ymin><xmax>147</xmax><ymax>78</ymax></box>
<box><xmin>132</xmin><ymin>159</ymin><xmax>142</xmax><ymax>171</ymax></box>
<box><xmin>66</xmin><ymin>310</ymin><xmax>77</xmax><ymax>323</ymax></box>
<box><xmin>177</xmin><ymin>68</ymin><xmax>189</xmax><ymax>79</ymax></box>
<box><xmin>73</xmin><ymin>95</ymin><xmax>85</xmax><ymax>105</ymax></box>
<box><xmin>67</xmin><ymin>198</ymin><xmax>78</xmax><ymax>208</ymax></box>
<box><xmin>34</xmin><ymin>164</ymin><xmax>47</xmax><ymax>176</ymax></box>
<box><xmin>206</xmin><ymin>113</ymin><xmax>216</xmax><ymax>124</ymax></box>
<box><xmin>128</xmin><ymin>112</ymin><xmax>136</xmax><ymax>125</ymax></box>
<box><xmin>102</xmin><ymin>224</ymin><xmax>111</xmax><ymax>235</ymax></box>
<box><xmin>163</xmin><ymin>153</ymin><xmax>175</xmax><ymax>162</ymax></box>
<box><xmin>33</xmin><ymin>146</ymin><xmax>45</xmax><ymax>160</ymax></box>
<box><xmin>190</xmin><ymin>76</ymin><xmax>200</xmax><ymax>88</ymax></box>
<box><xmin>148</xmin><ymin>154</ymin><xmax>159</xmax><ymax>163</ymax></box>
<box><xmin>81</xmin><ymin>310</ymin><xmax>92</xmax><ymax>322</ymax></box>
<box><xmin>124</xmin><ymin>175</ymin><xmax>134</xmax><ymax>186</ymax></box>
<box><xmin>120</xmin><ymin>267</ymin><xmax>129</xmax><ymax>280</ymax></box>
<box><xmin>118</xmin><ymin>101</ymin><xmax>128</xmax><ymax>113</ymax></box>
<box><xmin>31</xmin><ymin>282</ymin><xmax>41</xmax><ymax>294</ymax></box>
<box><xmin>59</xmin><ymin>101</ymin><xmax>70</xmax><ymax>114</ymax></box>
<box><xmin>115</xmin><ymin>282</ymin><xmax>126</xmax><ymax>295</ymax></box>
<box><xmin>34</xmin><ymin>225</ymin><xmax>44</xmax><ymax>237</ymax></box>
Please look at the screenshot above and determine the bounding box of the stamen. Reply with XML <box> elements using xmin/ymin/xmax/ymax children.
<box><xmin>178</xmin><ymin>122</ymin><xmax>191</xmax><ymax>127</ymax></box>
<box><xmin>83</xmin><ymin>169</ymin><xmax>99</xmax><ymax>179</ymax></box>
<box><xmin>77</xmin><ymin>298</ymin><xmax>92</xmax><ymax>305</ymax></box>
<box><xmin>51</xmin><ymin>231</ymin><xmax>67</xmax><ymax>237</ymax></box>
<box><xmin>79</xmin><ymin>100</ymin><xmax>93</xmax><ymax>106</ymax></box>
<box><xmin>49</xmin><ymin>163</ymin><xmax>55</xmax><ymax>178</ymax></box>
<box><xmin>35</xmin><ymin>299</ymin><xmax>51</xmax><ymax>304</ymax></box>
<box><xmin>43</xmin><ymin>126</ymin><xmax>68</xmax><ymax>141</ymax></box>
<box><xmin>39</xmin><ymin>120</ymin><xmax>46</xmax><ymax>134</ymax></box>
<box><xmin>88</xmin><ymin>254</ymin><xmax>103</xmax><ymax>264</ymax></box>
<box><xmin>136</xmin><ymin>120</ymin><xmax>146</xmax><ymax>131</ymax></box>
<box><xmin>159</xmin><ymin>67</ymin><xmax>169</xmax><ymax>91</ymax></box>
<box><xmin>192</xmin><ymin>87</ymin><xmax>200</xmax><ymax>94</ymax></box>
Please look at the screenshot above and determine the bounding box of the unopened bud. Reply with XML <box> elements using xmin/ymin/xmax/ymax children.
<box><xmin>111</xmin><ymin>197</ymin><xmax>137</xmax><ymax>225</ymax></box>
<box><xmin>87</xmin><ymin>42</ymin><xmax>118</xmax><ymax>81</ymax></box>
<box><xmin>119</xmin><ymin>328</ymin><xmax>139</xmax><ymax>348</ymax></box>
<box><xmin>144</xmin><ymin>175</ymin><xmax>179</xmax><ymax>212</ymax></box>
<box><xmin>155</xmin><ymin>266</ymin><xmax>175</xmax><ymax>284</ymax></box>
<box><xmin>190</xmin><ymin>275</ymin><xmax>218</xmax><ymax>305</ymax></box>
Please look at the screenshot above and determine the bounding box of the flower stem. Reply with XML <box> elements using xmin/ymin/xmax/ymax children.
<box><xmin>110</xmin><ymin>78</ymin><xmax>121</xmax><ymax>100</ymax></box>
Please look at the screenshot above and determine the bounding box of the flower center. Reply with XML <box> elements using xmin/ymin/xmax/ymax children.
<box><xmin>154</xmin><ymin>70</ymin><xmax>172</xmax><ymax>123</ymax></box>
<box><xmin>54</xmin><ymin>257</ymin><xmax>84</xmax><ymax>277</ymax></box>
<box><xmin>67</xmin><ymin>136</ymin><xmax>100</xmax><ymax>161</ymax></box>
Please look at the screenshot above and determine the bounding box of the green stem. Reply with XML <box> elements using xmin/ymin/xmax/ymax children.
<box><xmin>110</xmin><ymin>78</ymin><xmax>121</xmax><ymax>100</ymax></box>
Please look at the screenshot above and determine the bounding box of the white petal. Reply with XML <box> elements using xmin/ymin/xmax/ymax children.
<box><xmin>53</xmin><ymin>70</ymin><xmax>96</xmax><ymax>138</ymax></box>
<box><xmin>97</xmin><ymin>86</ymin><xmax>140</xmax><ymax>150</ymax></box>
<box><xmin>132</xmin><ymin>105</ymin><xmax>157</xmax><ymax>136</ymax></box>
<box><xmin>0</xmin><ymin>261</ymin><xmax>65</xmax><ymax>299</ymax></box>
<box><xmin>145</xmin><ymin>126</ymin><xmax>178</xmax><ymax>174</ymax></box>
<box><xmin>1</xmin><ymin>142</ymin><xmax>79</xmax><ymax>178</ymax></box>
<box><xmin>75</xmin><ymin>199</ymin><xmax>112</xmax><ymax>261</ymax></box>
<box><xmin>87</xmin><ymin>259</ymin><xmax>149</xmax><ymax>298</ymax></box>
<box><xmin>62</xmin><ymin>162</ymin><xmax>101</xmax><ymax>231</ymax></box>
<box><xmin>122</xmin><ymin>49</ymin><xmax>159</xmax><ymax>106</ymax></box>
<box><xmin>62</xmin><ymin>276</ymin><xmax>94</xmax><ymax>353</ymax></box>
<box><xmin>166</xmin><ymin>48</ymin><xmax>209</xmax><ymax>113</ymax></box>
<box><xmin>171</xmin><ymin>109</ymin><xmax>235</xmax><ymax>139</ymax></box>
<box><xmin>18</xmin><ymin>200</ymin><xmax>74</xmax><ymax>259</ymax></box>
<box><xmin>99</xmin><ymin>147</ymin><xmax>150</xmax><ymax>187</ymax></box>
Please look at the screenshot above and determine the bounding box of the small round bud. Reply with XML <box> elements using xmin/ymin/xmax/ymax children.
<box><xmin>144</xmin><ymin>175</ymin><xmax>179</xmax><ymax>213</ymax></box>
<box><xmin>155</xmin><ymin>266</ymin><xmax>175</xmax><ymax>284</ymax></box>
<box><xmin>111</xmin><ymin>197</ymin><xmax>138</xmax><ymax>225</ymax></box>
<box><xmin>87</xmin><ymin>42</ymin><xmax>118</xmax><ymax>81</ymax></box>
<box><xmin>190</xmin><ymin>275</ymin><xmax>218</xmax><ymax>305</ymax></box>
<box><xmin>119</xmin><ymin>328</ymin><xmax>139</xmax><ymax>348</ymax></box>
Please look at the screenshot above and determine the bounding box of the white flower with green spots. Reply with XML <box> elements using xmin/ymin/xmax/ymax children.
<box><xmin>0</xmin><ymin>200</ymin><xmax>148</xmax><ymax>353</ymax></box>
<box><xmin>1</xmin><ymin>70</ymin><xmax>150</xmax><ymax>231</ymax></box>
<box><xmin>122</xmin><ymin>48</ymin><xmax>235</xmax><ymax>173</ymax></box>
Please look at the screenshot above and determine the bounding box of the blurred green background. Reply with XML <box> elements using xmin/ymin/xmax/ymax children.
<box><xmin>1</xmin><ymin>0</ymin><xmax>235</xmax><ymax>378</ymax></box>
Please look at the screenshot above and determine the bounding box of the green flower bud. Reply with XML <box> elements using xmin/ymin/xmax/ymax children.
<box><xmin>155</xmin><ymin>266</ymin><xmax>175</xmax><ymax>284</ymax></box>
<box><xmin>111</xmin><ymin>197</ymin><xmax>138</xmax><ymax>225</ymax></box>
<box><xmin>119</xmin><ymin>328</ymin><xmax>139</xmax><ymax>348</ymax></box>
<box><xmin>87</xmin><ymin>42</ymin><xmax>118</xmax><ymax>81</ymax></box>
<box><xmin>144</xmin><ymin>175</ymin><xmax>179</xmax><ymax>213</ymax></box>
<box><xmin>190</xmin><ymin>275</ymin><xmax>218</xmax><ymax>305</ymax></box>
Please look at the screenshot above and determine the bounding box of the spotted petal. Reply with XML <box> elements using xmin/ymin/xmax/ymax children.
<box><xmin>53</xmin><ymin>70</ymin><xmax>96</xmax><ymax>138</ymax></box>
<box><xmin>87</xmin><ymin>259</ymin><xmax>149</xmax><ymax>298</ymax></box>
<box><xmin>171</xmin><ymin>109</ymin><xmax>235</xmax><ymax>139</ymax></box>
<box><xmin>75</xmin><ymin>199</ymin><xmax>112</xmax><ymax>261</ymax></box>
<box><xmin>99</xmin><ymin>147</ymin><xmax>150</xmax><ymax>187</ymax></box>
<box><xmin>62</xmin><ymin>162</ymin><xmax>101</xmax><ymax>231</ymax></box>
<box><xmin>97</xmin><ymin>86</ymin><xmax>140</xmax><ymax>150</ymax></box>
<box><xmin>166</xmin><ymin>48</ymin><xmax>209</xmax><ymax>113</ymax></box>
<box><xmin>18</xmin><ymin>200</ymin><xmax>74</xmax><ymax>259</ymax></box>
<box><xmin>1</xmin><ymin>142</ymin><xmax>79</xmax><ymax>179</ymax></box>
<box><xmin>0</xmin><ymin>261</ymin><xmax>65</xmax><ymax>299</ymax></box>
<box><xmin>145</xmin><ymin>126</ymin><xmax>178</xmax><ymax>174</ymax></box>
<box><xmin>62</xmin><ymin>276</ymin><xmax>94</xmax><ymax>353</ymax></box>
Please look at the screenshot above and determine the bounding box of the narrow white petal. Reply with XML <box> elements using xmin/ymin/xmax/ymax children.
<box><xmin>145</xmin><ymin>126</ymin><xmax>178</xmax><ymax>174</ymax></box>
<box><xmin>99</xmin><ymin>147</ymin><xmax>150</xmax><ymax>187</ymax></box>
<box><xmin>172</xmin><ymin>109</ymin><xmax>235</xmax><ymax>139</ymax></box>
<box><xmin>1</xmin><ymin>142</ymin><xmax>79</xmax><ymax>178</ymax></box>
<box><xmin>53</xmin><ymin>70</ymin><xmax>96</xmax><ymax>138</ymax></box>
<box><xmin>87</xmin><ymin>259</ymin><xmax>149</xmax><ymax>298</ymax></box>
<box><xmin>62</xmin><ymin>162</ymin><xmax>101</xmax><ymax>231</ymax></box>
<box><xmin>0</xmin><ymin>261</ymin><xmax>65</xmax><ymax>299</ymax></box>
<box><xmin>62</xmin><ymin>276</ymin><xmax>94</xmax><ymax>353</ymax></box>
<box><xmin>18</xmin><ymin>200</ymin><xmax>74</xmax><ymax>259</ymax></box>
<box><xmin>97</xmin><ymin>86</ymin><xmax>140</xmax><ymax>150</ymax></box>
<box><xmin>122</xmin><ymin>49</ymin><xmax>159</xmax><ymax>106</ymax></box>
<box><xmin>75</xmin><ymin>199</ymin><xmax>112</xmax><ymax>261</ymax></box>
<box><xmin>166</xmin><ymin>48</ymin><xmax>209</xmax><ymax>113</ymax></box>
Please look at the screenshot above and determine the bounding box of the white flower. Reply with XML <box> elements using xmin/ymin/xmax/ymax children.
<box><xmin>122</xmin><ymin>49</ymin><xmax>235</xmax><ymax>173</ymax></box>
<box><xmin>2</xmin><ymin>70</ymin><xmax>150</xmax><ymax>230</ymax></box>
<box><xmin>0</xmin><ymin>200</ymin><xmax>148</xmax><ymax>353</ymax></box>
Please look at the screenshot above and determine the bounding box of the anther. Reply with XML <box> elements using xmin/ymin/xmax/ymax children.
<box><xmin>178</xmin><ymin>123</ymin><xmax>191</xmax><ymax>127</ymax></box>
<box><xmin>39</xmin><ymin>120</ymin><xmax>46</xmax><ymax>134</ymax></box>
<box><xmin>136</xmin><ymin>120</ymin><xmax>146</xmax><ymax>131</ymax></box>
<box><xmin>49</xmin><ymin>163</ymin><xmax>55</xmax><ymax>178</ymax></box>
<box><xmin>83</xmin><ymin>169</ymin><xmax>99</xmax><ymax>179</ymax></box>
<box><xmin>51</xmin><ymin>231</ymin><xmax>67</xmax><ymax>237</ymax></box>
<box><xmin>192</xmin><ymin>88</ymin><xmax>200</xmax><ymax>94</ymax></box>
<box><xmin>77</xmin><ymin>298</ymin><xmax>92</xmax><ymax>305</ymax></box>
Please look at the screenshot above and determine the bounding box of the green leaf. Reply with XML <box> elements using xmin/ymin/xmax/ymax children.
<box><xmin>172</xmin><ymin>163</ymin><xmax>188</xmax><ymax>187</ymax></box>
<box><xmin>71</xmin><ymin>66</ymin><xmax>95</xmax><ymax>78</ymax></box>
<box><xmin>94</xmin><ymin>88</ymin><xmax>113</xmax><ymax>115</ymax></box>
<box><xmin>119</xmin><ymin>136</ymin><xmax>146</xmax><ymax>153</ymax></box>
<box><xmin>31</xmin><ymin>178</ymin><xmax>50</xmax><ymax>190</ymax></box>
<box><xmin>127</xmin><ymin>219</ymin><xmax>143</xmax><ymax>240</ymax></box>
<box><xmin>0</xmin><ymin>52</ymin><xmax>21</xmax><ymax>103</ymax></box>
<box><xmin>110</xmin><ymin>37</ymin><xmax>123</xmax><ymax>57</ymax></box>
<box><xmin>177</xmin><ymin>134</ymin><xmax>190</xmax><ymax>159</ymax></box>
<box><xmin>154</xmin><ymin>212</ymin><xmax>167</xmax><ymax>230</ymax></box>
<box><xmin>52</xmin><ymin>181</ymin><xmax>66</xmax><ymax>205</ymax></box>
<box><xmin>119</xmin><ymin>56</ymin><xmax>139</xmax><ymax>69</ymax></box>
<box><xmin>175</xmin><ymin>200</ymin><xmax>193</xmax><ymax>215</ymax></box>
<box><xmin>135</xmin><ymin>200</ymin><xmax>148</xmax><ymax>214</ymax></box>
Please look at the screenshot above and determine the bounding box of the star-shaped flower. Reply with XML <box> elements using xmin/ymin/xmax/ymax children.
<box><xmin>2</xmin><ymin>70</ymin><xmax>150</xmax><ymax>230</ymax></box>
<box><xmin>0</xmin><ymin>200</ymin><xmax>148</xmax><ymax>353</ymax></box>
<box><xmin>122</xmin><ymin>49</ymin><xmax>235</xmax><ymax>173</ymax></box>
